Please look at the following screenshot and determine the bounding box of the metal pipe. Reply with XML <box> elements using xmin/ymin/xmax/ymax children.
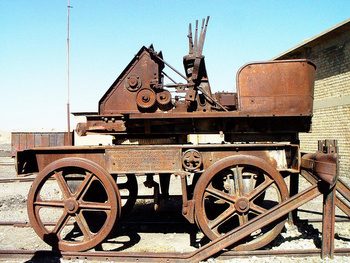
<box><xmin>156</xmin><ymin>56</ymin><xmax>187</xmax><ymax>81</ymax></box>
<box><xmin>66</xmin><ymin>1</ymin><xmax>72</xmax><ymax>145</ymax></box>
<box><xmin>162</xmin><ymin>71</ymin><xmax>177</xmax><ymax>84</ymax></box>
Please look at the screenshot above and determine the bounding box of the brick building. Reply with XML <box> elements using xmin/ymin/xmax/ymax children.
<box><xmin>273</xmin><ymin>19</ymin><xmax>350</xmax><ymax>178</ymax></box>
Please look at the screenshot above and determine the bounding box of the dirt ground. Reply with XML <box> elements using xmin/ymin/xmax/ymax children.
<box><xmin>1</xmin><ymin>130</ymin><xmax>350</xmax><ymax>262</ymax></box>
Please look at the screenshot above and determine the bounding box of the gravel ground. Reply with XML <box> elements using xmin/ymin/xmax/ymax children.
<box><xmin>0</xmin><ymin>134</ymin><xmax>350</xmax><ymax>262</ymax></box>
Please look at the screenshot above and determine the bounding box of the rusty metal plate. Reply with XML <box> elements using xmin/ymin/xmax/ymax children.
<box><xmin>99</xmin><ymin>48</ymin><xmax>162</xmax><ymax>115</ymax></box>
<box><xmin>106</xmin><ymin>148</ymin><xmax>181</xmax><ymax>173</ymax></box>
<box><xmin>11</xmin><ymin>132</ymin><xmax>72</xmax><ymax>157</ymax></box>
<box><xmin>237</xmin><ymin>60</ymin><xmax>316</xmax><ymax>116</ymax></box>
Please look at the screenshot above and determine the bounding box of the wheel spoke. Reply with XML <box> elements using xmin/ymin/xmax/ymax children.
<box><xmin>205</xmin><ymin>183</ymin><xmax>237</xmax><ymax>204</ymax></box>
<box><xmin>238</xmin><ymin>213</ymin><xmax>248</xmax><ymax>225</ymax></box>
<box><xmin>52</xmin><ymin>212</ymin><xmax>70</xmax><ymax>235</ymax></box>
<box><xmin>75</xmin><ymin>171</ymin><xmax>94</xmax><ymax>200</ymax></box>
<box><xmin>249</xmin><ymin>203</ymin><xmax>267</xmax><ymax>215</ymax></box>
<box><xmin>75</xmin><ymin>212</ymin><xmax>92</xmax><ymax>240</ymax></box>
<box><xmin>208</xmin><ymin>205</ymin><xmax>236</xmax><ymax>231</ymax></box>
<box><xmin>233</xmin><ymin>166</ymin><xmax>244</xmax><ymax>196</ymax></box>
<box><xmin>117</xmin><ymin>174</ymin><xmax>138</xmax><ymax>215</ymax></box>
<box><xmin>34</xmin><ymin>200</ymin><xmax>65</xmax><ymax>208</ymax></box>
<box><xmin>248</xmin><ymin>176</ymin><xmax>274</xmax><ymax>201</ymax></box>
<box><xmin>79</xmin><ymin>202</ymin><xmax>112</xmax><ymax>211</ymax></box>
<box><xmin>54</xmin><ymin>171</ymin><xmax>71</xmax><ymax>199</ymax></box>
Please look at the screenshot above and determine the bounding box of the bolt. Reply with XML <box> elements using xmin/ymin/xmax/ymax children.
<box><xmin>239</xmin><ymin>201</ymin><xmax>247</xmax><ymax>210</ymax></box>
<box><xmin>67</xmin><ymin>203</ymin><xmax>75</xmax><ymax>211</ymax></box>
<box><xmin>129</xmin><ymin>76</ymin><xmax>137</xmax><ymax>87</ymax></box>
<box><xmin>142</xmin><ymin>94</ymin><xmax>150</xmax><ymax>102</ymax></box>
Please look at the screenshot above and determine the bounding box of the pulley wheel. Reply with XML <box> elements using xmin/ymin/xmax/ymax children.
<box><xmin>136</xmin><ymin>88</ymin><xmax>156</xmax><ymax>109</ymax></box>
<box><xmin>27</xmin><ymin>157</ymin><xmax>121</xmax><ymax>251</ymax></box>
<box><xmin>156</xmin><ymin>90</ymin><xmax>172</xmax><ymax>105</ymax></box>
<box><xmin>125</xmin><ymin>74</ymin><xmax>142</xmax><ymax>92</ymax></box>
<box><xmin>193</xmin><ymin>155</ymin><xmax>288</xmax><ymax>251</ymax></box>
<box><xmin>182</xmin><ymin>149</ymin><xmax>203</xmax><ymax>171</ymax></box>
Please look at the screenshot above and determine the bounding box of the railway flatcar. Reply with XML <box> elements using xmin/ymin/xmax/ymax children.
<box><xmin>16</xmin><ymin>17</ymin><xmax>339</xmax><ymax>259</ymax></box>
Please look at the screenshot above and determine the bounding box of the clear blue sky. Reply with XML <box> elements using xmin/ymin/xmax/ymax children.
<box><xmin>0</xmin><ymin>0</ymin><xmax>349</xmax><ymax>131</ymax></box>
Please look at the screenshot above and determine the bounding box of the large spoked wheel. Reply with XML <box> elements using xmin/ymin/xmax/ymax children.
<box><xmin>27</xmin><ymin>157</ymin><xmax>121</xmax><ymax>252</ymax></box>
<box><xmin>116</xmin><ymin>174</ymin><xmax>138</xmax><ymax>215</ymax></box>
<box><xmin>194</xmin><ymin>155</ymin><xmax>288</xmax><ymax>251</ymax></box>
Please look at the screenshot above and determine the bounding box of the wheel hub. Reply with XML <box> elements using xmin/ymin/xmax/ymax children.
<box><xmin>235</xmin><ymin>197</ymin><xmax>249</xmax><ymax>213</ymax></box>
<box><xmin>65</xmin><ymin>199</ymin><xmax>79</xmax><ymax>214</ymax></box>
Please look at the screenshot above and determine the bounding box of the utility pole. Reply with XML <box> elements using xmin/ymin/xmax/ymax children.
<box><xmin>67</xmin><ymin>1</ymin><xmax>72</xmax><ymax>145</ymax></box>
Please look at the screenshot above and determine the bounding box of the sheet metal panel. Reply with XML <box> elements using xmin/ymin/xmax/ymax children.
<box><xmin>237</xmin><ymin>60</ymin><xmax>316</xmax><ymax>116</ymax></box>
<box><xmin>11</xmin><ymin>132</ymin><xmax>72</xmax><ymax>157</ymax></box>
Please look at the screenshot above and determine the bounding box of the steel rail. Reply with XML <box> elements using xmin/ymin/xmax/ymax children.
<box><xmin>2</xmin><ymin>216</ymin><xmax>350</xmax><ymax>229</ymax></box>
<box><xmin>220</xmin><ymin>248</ymin><xmax>350</xmax><ymax>258</ymax></box>
<box><xmin>0</xmin><ymin>221</ymin><xmax>31</xmax><ymax>227</ymax></box>
<box><xmin>1</xmin><ymin>248</ymin><xmax>350</xmax><ymax>262</ymax></box>
<box><xmin>296</xmin><ymin>208</ymin><xmax>350</xmax><ymax>222</ymax></box>
<box><xmin>0</xmin><ymin>177</ymin><xmax>36</xmax><ymax>183</ymax></box>
<box><xmin>0</xmin><ymin>220</ymin><xmax>190</xmax><ymax>228</ymax></box>
<box><xmin>0</xmin><ymin>162</ymin><xmax>14</xmax><ymax>166</ymax></box>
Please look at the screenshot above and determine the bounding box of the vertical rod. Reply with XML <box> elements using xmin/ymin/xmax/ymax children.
<box><xmin>289</xmin><ymin>172</ymin><xmax>300</xmax><ymax>224</ymax></box>
<box><xmin>188</xmin><ymin>23</ymin><xmax>193</xmax><ymax>54</ymax></box>
<box><xmin>321</xmin><ymin>184</ymin><xmax>336</xmax><ymax>259</ymax></box>
<box><xmin>67</xmin><ymin>1</ymin><xmax>71</xmax><ymax>145</ymax></box>
<box><xmin>194</xmin><ymin>20</ymin><xmax>198</xmax><ymax>54</ymax></box>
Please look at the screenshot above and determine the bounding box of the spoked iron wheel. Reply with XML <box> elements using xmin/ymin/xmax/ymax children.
<box><xmin>116</xmin><ymin>174</ymin><xmax>138</xmax><ymax>215</ymax></box>
<box><xmin>194</xmin><ymin>155</ymin><xmax>288</xmax><ymax>251</ymax></box>
<box><xmin>27</xmin><ymin>157</ymin><xmax>121</xmax><ymax>251</ymax></box>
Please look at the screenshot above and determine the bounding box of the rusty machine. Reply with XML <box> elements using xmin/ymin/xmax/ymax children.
<box><xmin>16</xmin><ymin>17</ymin><xmax>341</xmax><ymax>260</ymax></box>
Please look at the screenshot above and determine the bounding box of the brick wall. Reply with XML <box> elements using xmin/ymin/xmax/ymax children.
<box><xmin>289</xmin><ymin>31</ymin><xmax>350</xmax><ymax>178</ymax></box>
<box><xmin>299</xmin><ymin>105</ymin><xmax>350</xmax><ymax>177</ymax></box>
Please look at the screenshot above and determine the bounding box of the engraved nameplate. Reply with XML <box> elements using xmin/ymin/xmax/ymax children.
<box><xmin>106</xmin><ymin>148</ymin><xmax>181</xmax><ymax>173</ymax></box>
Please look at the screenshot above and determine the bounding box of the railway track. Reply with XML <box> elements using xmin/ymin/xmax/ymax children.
<box><xmin>1</xmin><ymin>213</ymin><xmax>349</xmax><ymax>229</ymax></box>
<box><xmin>0</xmin><ymin>176</ymin><xmax>35</xmax><ymax>183</ymax></box>
<box><xmin>1</xmin><ymin>248</ymin><xmax>350</xmax><ymax>262</ymax></box>
<box><xmin>0</xmin><ymin>220</ymin><xmax>192</xmax><ymax>228</ymax></box>
<box><xmin>1</xmin><ymin>203</ymin><xmax>350</xmax><ymax>262</ymax></box>
<box><xmin>1</xmin><ymin>165</ymin><xmax>350</xmax><ymax>261</ymax></box>
<box><xmin>1</xmin><ymin>198</ymin><xmax>350</xmax><ymax>261</ymax></box>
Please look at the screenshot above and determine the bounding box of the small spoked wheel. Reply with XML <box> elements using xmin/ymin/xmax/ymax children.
<box><xmin>27</xmin><ymin>157</ymin><xmax>121</xmax><ymax>251</ymax></box>
<box><xmin>194</xmin><ymin>155</ymin><xmax>288</xmax><ymax>251</ymax></box>
<box><xmin>182</xmin><ymin>149</ymin><xmax>203</xmax><ymax>171</ymax></box>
